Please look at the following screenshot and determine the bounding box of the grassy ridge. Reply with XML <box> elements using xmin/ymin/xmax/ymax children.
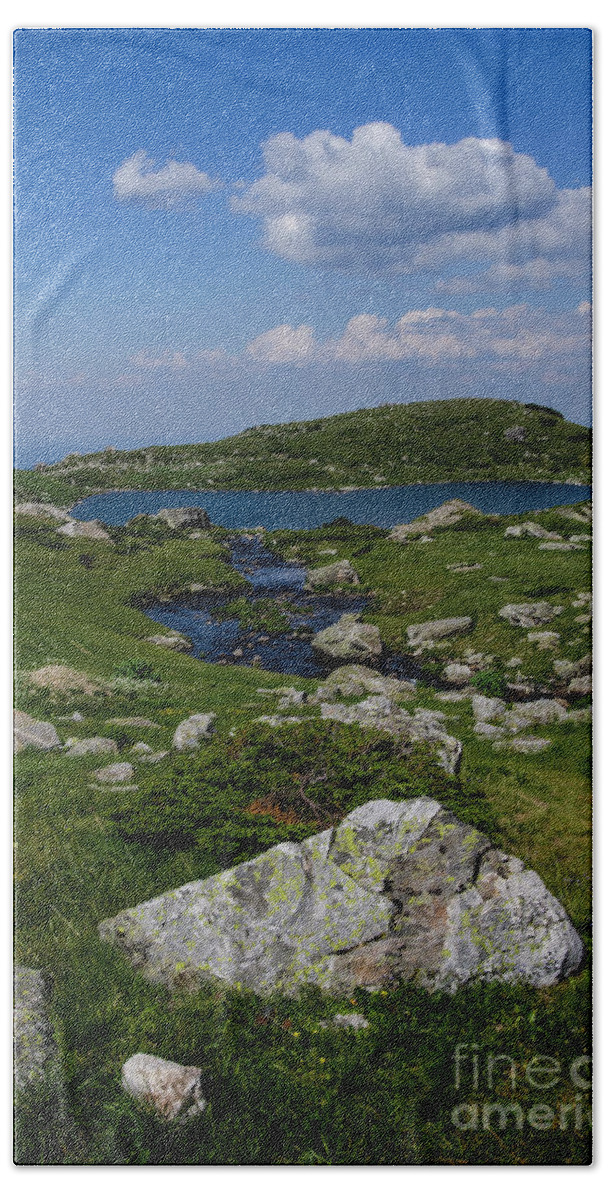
<box><xmin>15</xmin><ymin>397</ymin><xmax>591</xmax><ymax>507</ymax></box>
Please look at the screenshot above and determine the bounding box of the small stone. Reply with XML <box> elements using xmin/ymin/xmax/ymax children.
<box><xmin>574</xmin><ymin>614</ymin><xmax>591</xmax><ymax>624</ymax></box>
<box><xmin>131</xmin><ymin>742</ymin><xmax>153</xmax><ymax>754</ymax></box>
<box><xmin>121</xmin><ymin>1053</ymin><xmax>206</xmax><ymax>1123</ymax></box>
<box><xmin>499</xmin><ymin>603</ymin><xmax>562</xmax><ymax>628</ymax></box>
<box><xmin>145</xmin><ymin>633</ymin><xmax>192</xmax><ymax>652</ymax></box>
<box><xmin>232</xmin><ymin>648</ymin><xmax>244</xmax><ymax>658</ymax></box>
<box><xmin>93</xmin><ymin>762</ymin><xmax>134</xmax><ymax>783</ymax></box>
<box><xmin>306</xmin><ymin>560</ymin><xmax>359</xmax><ymax>588</ymax></box>
<box><xmin>567</xmin><ymin>676</ymin><xmax>592</xmax><ymax>696</ymax></box>
<box><xmin>506</xmin><ymin>657</ymin><xmax>523</xmax><ymax>668</ymax></box>
<box><xmin>472</xmin><ymin>695</ymin><xmax>506</xmax><ymax>722</ymax></box>
<box><xmin>538</xmin><ymin>542</ymin><xmax>581</xmax><ymax>551</ymax></box>
<box><xmin>443</xmin><ymin>663</ymin><xmax>473</xmax><ymax>684</ymax></box>
<box><xmin>71</xmin><ymin>712</ymin><xmax>84</xmax><ymax>722</ymax></box>
<box><xmin>407</xmin><ymin>616</ymin><xmax>473</xmax><ymax>647</ymax></box>
<box><xmin>65</xmin><ymin>737</ymin><xmax>118</xmax><ymax>757</ymax></box>
<box><xmin>173</xmin><ymin>714</ymin><xmax>216</xmax><ymax>750</ymax></box>
<box><xmin>509</xmin><ymin>737</ymin><xmax>552</xmax><ymax>754</ymax></box>
<box><xmin>139</xmin><ymin>751</ymin><xmax>169</xmax><ymax>764</ymax></box>
<box><xmin>527</xmin><ymin>631</ymin><xmax>560</xmax><ymax>648</ymax></box>
<box><xmin>331</xmin><ymin>1012</ymin><xmax>370</xmax><ymax>1030</ymax></box>
<box><xmin>474</xmin><ymin>722</ymin><xmax>503</xmax><ymax>740</ymax></box>
<box><xmin>14</xmin><ymin>711</ymin><xmax>62</xmax><ymax>753</ymax></box>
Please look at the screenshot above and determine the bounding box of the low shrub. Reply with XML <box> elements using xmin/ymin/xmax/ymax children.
<box><xmin>109</xmin><ymin>720</ymin><xmax>497</xmax><ymax>865</ymax></box>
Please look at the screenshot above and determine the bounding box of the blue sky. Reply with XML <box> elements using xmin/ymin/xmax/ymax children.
<box><xmin>14</xmin><ymin>28</ymin><xmax>592</xmax><ymax>466</ymax></box>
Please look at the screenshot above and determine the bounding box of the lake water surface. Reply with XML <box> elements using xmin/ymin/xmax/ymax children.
<box><xmin>72</xmin><ymin>481</ymin><xmax>590</xmax><ymax>531</ymax></box>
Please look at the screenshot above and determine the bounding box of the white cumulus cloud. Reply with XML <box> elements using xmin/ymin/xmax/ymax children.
<box><xmin>114</xmin><ymin>150</ymin><xmax>219</xmax><ymax>209</ymax></box>
<box><xmin>233</xmin><ymin>124</ymin><xmax>589</xmax><ymax>281</ymax></box>
<box><xmin>245</xmin><ymin>324</ymin><xmax>317</xmax><ymax>365</ymax></box>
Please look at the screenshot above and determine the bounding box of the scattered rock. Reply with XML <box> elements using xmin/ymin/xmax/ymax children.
<box><xmin>574</xmin><ymin>613</ymin><xmax>591</xmax><ymax>624</ymax></box>
<box><xmin>15</xmin><ymin>501</ymin><xmax>70</xmax><ymax>520</ymax></box>
<box><xmin>29</xmin><ymin>664</ymin><xmax>105</xmax><ymax>695</ymax></box>
<box><xmin>315</xmin><ymin>664</ymin><xmax>415</xmax><ymax>702</ymax></box>
<box><xmin>306</xmin><ymin>559</ymin><xmax>360</xmax><ymax>588</ymax></box>
<box><xmin>93</xmin><ymin>762</ymin><xmax>134</xmax><ymax>784</ymax></box>
<box><xmin>156</xmin><ymin>507</ymin><xmax>211</xmax><ymax>531</ymax></box>
<box><xmin>446</xmin><ymin>562</ymin><xmax>483</xmax><ymax>573</ymax></box>
<box><xmin>121</xmin><ymin>1053</ymin><xmax>206</xmax><ymax>1123</ymax></box>
<box><xmin>71</xmin><ymin>711</ymin><xmax>84</xmax><ymax>722</ymax></box>
<box><xmin>504</xmin><ymin>522</ymin><xmax>562</xmax><ymax>540</ymax></box>
<box><xmin>506</xmin><ymin>657</ymin><xmax>523</xmax><ymax>667</ymax></box>
<box><xmin>509</xmin><ymin>699</ymin><xmax>569</xmax><ymax>726</ymax></box>
<box><xmin>472</xmin><ymin>695</ymin><xmax>506</xmax><ymax>722</ymax></box>
<box><xmin>14</xmin><ymin>711</ymin><xmax>62</xmax><ymax>752</ymax></box>
<box><xmin>504</xmin><ymin>425</ymin><xmax>527</xmax><ymax>442</ymax></box>
<box><xmin>139</xmin><ymin>751</ymin><xmax>169</xmax><ymax>764</ymax></box>
<box><xmin>65</xmin><ymin>737</ymin><xmax>118</xmax><ymax>757</ymax></box>
<box><xmin>320</xmin><ymin>695</ymin><xmax>462</xmax><ymax>774</ymax></box>
<box><xmin>312</xmin><ymin>614</ymin><xmax>382</xmax><ymax>662</ymax></box>
<box><xmin>509</xmin><ymin>737</ymin><xmax>552</xmax><ymax>755</ymax></box>
<box><xmin>390</xmin><ymin>499</ymin><xmax>482</xmax><ymax>541</ymax></box>
<box><xmin>569</xmin><ymin>534</ymin><xmax>592</xmax><ymax>543</ymax></box>
<box><xmin>105</xmin><ymin>717</ymin><xmax>160</xmax><ymax>728</ymax></box>
<box><xmin>499</xmin><ymin>602</ymin><xmax>562</xmax><ymax>628</ymax></box>
<box><xmin>232</xmin><ymin>648</ymin><xmax>244</xmax><ymax>658</ymax></box>
<box><xmin>277</xmin><ymin>688</ymin><xmax>307</xmax><ymax>709</ymax></box>
<box><xmin>331</xmin><ymin>1012</ymin><xmax>370</xmax><ymax>1030</ymax></box>
<box><xmin>172</xmin><ymin>713</ymin><xmax>216</xmax><ymax>750</ymax></box>
<box><xmin>527</xmin><ymin>631</ymin><xmax>560</xmax><ymax>648</ymax></box>
<box><xmin>57</xmin><ymin>519</ymin><xmax>111</xmax><ymax>540</ymax></box>
<box><xmin>474</xmin><ymin>722</ymin><xmax>504</xmax><ymax>740</ymax></box>
<box><xmin>407</xmin><ymin>616</ymin><xmax>473</xmax><ymax>647</ymax></box>
<box><xmin>256</xmin><ymin>715</ymin><xmax>304</xmax><ymax>727</ymax></box>
<box><xmin>145</xmin><ymin>633</ymin><xmax>193</xmax><ymax>652</ymax></box>
<box><xmin>567</xmin><ymin>676</ymin><xmax>592</xmax><ymax>696</ymax></box>
<box><xmin>538</xmin><ymin>542</ymin><xmax>582</xmax><ymax>551</ymax></box>
<box><xmin>99</xmin><ymin>798</ymin><xmax>583</xmax><ymax>997</ymax></box>
<box><xmin>442</xmin><ymin>663</ymin><xmax>472</xmax><ymax>685</ymax></box>
<box><xmin>131</xmin><ymin>742</ymin><xmax>153</xmax><ymax>754</ymax></box>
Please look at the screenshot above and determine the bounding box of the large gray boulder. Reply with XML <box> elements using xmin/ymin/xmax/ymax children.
<box><xmin>172</xmin><ymin>712</ymin><xmax>216</xmax><ymax>750</ymax></box>
<box><xmin>121</xmin><ymin>1053</ymin><xmax>206</xmax><ymax>1123</ymax></box>
<box><xmin>306</xmin><ymin>560</ymin><xmax>360</xmax><ymax>588</ymax></box>
<box><xmin>14</xmin><ymin>711</ymin><xmax>61</xmax><ymax>753</ymax></box>
<box><xmin>156</xmin><ymin>507</ymin><xmax>211</xmax><ymax>531</ymax></box>
<box><xmin>407</xmin><ymin>616</ymin><xmax>473</xmax><ymax>647</ymax></box>
<box><xmin>390</xmin><ymin>499</ymin><xmax>482</xmax><ymax>542</ymax></box>
<box><xmin>99</xmin><ymin>798</ymin><xmax>583</xmax><ymax>998</ymax></box>
<box><xmin>312</xmin><ymin>614</ymin><xmax>382</xmax><ymax>662</ymax></box>
<box><xmin>499</xmin><ymin>602</ymin><xmax>563</xmax><ymax>628</ymax></box>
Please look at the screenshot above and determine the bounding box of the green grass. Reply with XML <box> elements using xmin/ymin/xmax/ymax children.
<box><xmin>15</xmin><ymin>397</ymin><xmax>590</xmax><ymax>506</ymax></box>
<box><xmin>14</xmin><ymin>505</ymin><xmax>591</xmax><ymax>1164</ymax></box>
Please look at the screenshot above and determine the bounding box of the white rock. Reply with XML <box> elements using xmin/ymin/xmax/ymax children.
<box><xmin>172</xmin><ymin>713</ymin><xmax>216</xmax><ymax>750</ymax></box>
<box><xmin>93</xmin><ymin>762</ymin><xmax>134</xmax><ymax>784</ymax></box>
<box><xmin>65</xmin><ymin>737</ymin><xmax>118</xmax><ymax>757</ymax></box>
<box><xmin>472</xmin><ymin>695</ymin><xmax>506</xmax><ymax>722</ymax></box>
<box><xmin>567</xmin><ymin>676</ymin><xmax>592</xmax><ymax>696</ymax></box>
<box><xmin>14</xmin><ymin>711</ymin><xmax>62</xmax><ymax>753</ymax></box>
<box><xmin>121</xmin><ymin>1053</ymin><xmax>206</xmax><ymax>1123</ymax></box>
<box><xmin>332</xmin><ymin>1012</ymin><xmax>370</xmax><ymax>1030</ymax></box>
<box><xmin>443</xmin><ymin>663</ymin><xmax>473</xmax><ymax>684</ymax></box>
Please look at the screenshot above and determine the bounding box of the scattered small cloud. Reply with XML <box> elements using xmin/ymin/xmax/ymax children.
<box><xmin>130</xmin><ymin>349</ymin><xmax>189</xmax><ymax>369</ymax></box>
<box><xmin>245</xmin><ymin>323</ymin><xmax>317</xmax><ymax>365</ymax></box>
<box><xmin>113</xmin><ymin>150</ymin><xmax>219</xmax><ymax>209</ymax></box>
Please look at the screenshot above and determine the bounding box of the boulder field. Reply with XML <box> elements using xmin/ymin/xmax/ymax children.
<box><xmin>99</xmin><ymin>797</ymin><xmax>583</xmax><ymax>999</ymax></box>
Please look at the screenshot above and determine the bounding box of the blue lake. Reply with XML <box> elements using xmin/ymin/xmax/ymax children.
<box><xmin>73</xmin><ymin>480</ymin><xmax>590</xmax><ymax>530</ymax></box>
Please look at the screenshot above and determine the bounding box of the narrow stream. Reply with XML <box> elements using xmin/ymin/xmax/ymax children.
<box><xmin>145</xmin><ymin>535</ymin><xmax>426</xmax><ymax>682</ymax></box>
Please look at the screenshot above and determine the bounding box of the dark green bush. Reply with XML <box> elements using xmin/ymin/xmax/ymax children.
<box><xmin>114</xmin><ymin>660</ymin><xmax>162</xmax><ymax>682</ymax></box>
<box><xmin>109</xmin><ymin>720</ymin><xmax>497</xmax><ymax>865</ymax></box>
<box><xmin>470</xmin><ymin>668</ymin><xmax>508</xmax><ymax>698</ymax></box>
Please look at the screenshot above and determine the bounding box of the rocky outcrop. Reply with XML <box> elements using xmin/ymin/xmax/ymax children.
<box><xmin>172</xmin><ymin>712</ymin><xmax>216</xmax><ymax>750</ymax></box>
<box><xmin>145</xmin><ymin>632</ymin><xmax>193</xmax><ymax>652</ymax></box>
<box><xmin>320</xmin><ymin>696</ymin><xmax>462</xmax><ymax>775</ymax></box>
<box><xmin>499</xmin><ymin>602</ymin><xmax>563</xmax><ymax>628</ymax></box>
<box><xmin>390</xmin><ymin>499</ymin><xmax>482</xmax><ymax>542</ymax></box>
<box><xmin>311</xmin><ymin>614</ymin><xmax>382</xmax><ymax>662</ymax></box>
<box><xmin>504</xmin><ymin>522</ymin><xmax>562</xmax><ymax>540</ymax></box>
<box><xmin>121</xmin><ymin>1053</ymin><xmax>206</xmax><ymax>1123</ymax></box>
<box><xmin>306</xmin><ymin>559</ymin><xmax>360</xmax><ymax>588</ymax></box>
<box><xmin>57</xmin><ymin>519</ymin><xmax>111</xmax><ymax>540</ymax></box>
<box><xmin>14</xmin><ymin>711</ymin><xmax>61</xmax><ymax>752</ymax></box>
<box><xmin>156</xmin><ymin>507</ymin><xmax>211</xmax><ymax>531</ymax></box>
<box><xmin>99</xmin><ymin>798</ymin><xmax>583</xmax><ymax>998</ymax></box>
<box><xmin>407</xmin><ymin>616</ymin><xmax>473</xmax><ymax>648</ymax></box>
<box><xmin>442</xmin><ymin>663</ymin><xmax>473</xmax><ymax>685</ymax></box>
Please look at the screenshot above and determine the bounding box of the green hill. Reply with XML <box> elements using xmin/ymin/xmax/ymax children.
<box><xmin>16</xmin><ymin>397</ymin><xmax>591</xmax><ymax>507</ymax></box>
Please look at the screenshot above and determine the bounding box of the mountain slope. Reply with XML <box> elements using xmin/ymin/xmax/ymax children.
<box><xmin>16</xmin><ymin>397</ymin><xmax>591</xmax><ymax>506</ymax></box>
